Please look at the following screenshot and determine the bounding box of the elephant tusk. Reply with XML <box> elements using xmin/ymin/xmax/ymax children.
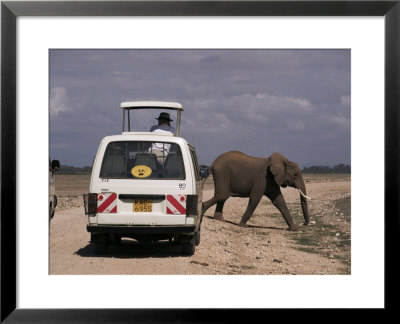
<box><xmin>298</xmin><ymin>189</ymin><xmax>312</xmax><ymax>200</ymax></box>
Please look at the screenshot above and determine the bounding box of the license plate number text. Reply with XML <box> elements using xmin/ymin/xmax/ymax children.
<box><xmin>133</xmin><ymin>199</ymin><xmax>152</xmax><ymax>212</ymax></box>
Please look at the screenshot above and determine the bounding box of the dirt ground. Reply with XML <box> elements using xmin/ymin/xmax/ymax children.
<box><xmin>50</xmin><ymin>174</ymin><xmax>350</xmax><ymax>275</ymax></box>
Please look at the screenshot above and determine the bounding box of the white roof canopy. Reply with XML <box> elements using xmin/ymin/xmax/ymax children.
<box><xmin>120</xmin><ymin>101</ymin><xmax>183</xmax><ymax>136</ymax></box>
<box><xmin>120</xmin><ymin>101</ymin><xmax>183</xmax><ymax>111</ymax></box>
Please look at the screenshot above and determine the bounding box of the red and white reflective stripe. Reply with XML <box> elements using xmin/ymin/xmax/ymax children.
<box><xmin>166</xmin><ymin>195</ymin><xmax>186</xmax><ymax>215</ymax></box>
<box><xmin>97</xmin><ymin>193</ymin><xmax>117</xmax><ymax>213</ymax></box>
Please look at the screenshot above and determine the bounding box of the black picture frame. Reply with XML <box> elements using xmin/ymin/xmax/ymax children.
<box><xmin>1</xmin><ymin>0</ymin><xmax>399</xmax><ymax>321</ymax></box>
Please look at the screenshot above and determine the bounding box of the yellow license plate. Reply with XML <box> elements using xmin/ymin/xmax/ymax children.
<box><xmin>133</xmin><ymin>199</ymin><xmax>152</xmax><ymax>212</ymax></box>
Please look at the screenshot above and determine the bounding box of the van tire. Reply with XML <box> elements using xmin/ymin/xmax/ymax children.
<box><xmin>91</xmin><ymin>234</ymin><xmax>109</xmax><ymax>254</ymax></box>
<box><xmin>194</xmin><ymin>230</ymin><xmax>201</xmax><ymax>246</ymax></box>
<box><xmin>109</xmin><ymin>233</ymin><xmax>121</xmax><ymax>245</ymax></box>
<box><xmin>182</xmin><ymin>241</ymin><xmax>195</xmax><ymax>256</ymax></box>
<box><xmin>92</xmin><ymin>241</ymin><xmax>109</xmax><ymax>255</ymax></box>
<box><xmin>49</xmin><ymin>204</ymin><xmax>55</xmax><ymax>220</ymax></box>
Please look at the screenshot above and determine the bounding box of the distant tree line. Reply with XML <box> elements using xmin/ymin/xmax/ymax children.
<box><xmin>58</xmin><ymin>165</ymin><xmax>92</xmax><ymax>175</ymax></box>
<box><xmin>302</xmin><ymin>164</ymin><xmax>351</xmax><ymax>174</ymax></box>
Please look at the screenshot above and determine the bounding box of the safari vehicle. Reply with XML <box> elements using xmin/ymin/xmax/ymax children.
<box><xmin>49</xmin><ymin>158</ymin><xmax>60</xmax><ymax>220</ymax></box>
<box><xmin>84</xmin><ymin>101</ymin><xmax>209</xmax><ymax>255</ymax></box>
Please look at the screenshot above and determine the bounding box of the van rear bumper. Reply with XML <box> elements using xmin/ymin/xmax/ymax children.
<box><xmin>87</xmin><ymin>224</ymin><xmax>196</xmax><ymax>235</ymax></box>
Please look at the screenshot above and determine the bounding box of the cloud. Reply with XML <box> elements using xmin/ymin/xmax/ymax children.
<box><xmin>228</xmin><ymin>93</ymin><xmax>313</xmax><ymax>112</ymax></box>
<box><xmin>183</xmin><ymin>99</ymin><xmax>235</xmax><ymax>134</ymax></box>
<box><xmin>225</xmin><ymin>92</ymin><xmax>314</xmax><ymax>127</ymax></box>
<box><xmin>200</xmin><ymin>54</ymin><xmax>221</xmax><ymax>64</ymax></box>
<box><xmin>50</xmin><ymin>87</ymin><xmax>71</xmax><ymax>116</ymax></box>
<box><xmin>340</xmin><ymin>95</ymin><xmax>351</xmax><ymax>106</ymax></box>
<box><xmin>113</xmin><ymin>71</ymin><xmax>133</xmax><ymax>77</ymax></box>
<box><xmin>286</xmin><ymin>120</ymin><xmax>306</xmax><ymax>132</ymax></box>
<box><xmin>324</xmin><ymin>115</ymin><xmax>351</xmax><ymax>128</ymax></box>
<box><xmin>182</xmin><ymin>92</ymin><xmax>316</xmax><ymax>140</ymax></box>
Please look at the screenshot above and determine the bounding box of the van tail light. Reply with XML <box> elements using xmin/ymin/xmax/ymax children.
<box><xmin>83</xmin><ymin>193</ymin><xmax>98</xmax><ymax>215</ymax></box>
<box><xmin>186</xmin><ymin>195</ymin><xmax>198</xmax><ymax>216</ymax></box>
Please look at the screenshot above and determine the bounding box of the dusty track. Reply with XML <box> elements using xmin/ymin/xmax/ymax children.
<box><xmin>50</xmin><ymin>174</ymin><xmax>350</xmax><ymax>275</ymax></box>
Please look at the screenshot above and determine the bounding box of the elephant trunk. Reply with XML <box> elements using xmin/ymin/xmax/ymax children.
<box><xmin>298</xmin><ymin>183</ymin><xmax>310</xmax><ymax>225</ymax></box>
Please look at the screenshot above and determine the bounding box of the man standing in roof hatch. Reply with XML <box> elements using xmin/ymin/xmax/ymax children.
<box><xmin>149</xmin><ymin>112</ymin><xmax>176</xmax><ymax>164</ymax></box>
<box><xmin>150</xmin><ymin>112</ymin><xmax>176</xmax><ymax>134</ymax></box>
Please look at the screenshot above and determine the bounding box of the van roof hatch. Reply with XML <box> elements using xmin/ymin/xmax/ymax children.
<box><xmin>120</xmin><ymin>101</ymin><xmax>184</xmax><ymax>136</ymax></box>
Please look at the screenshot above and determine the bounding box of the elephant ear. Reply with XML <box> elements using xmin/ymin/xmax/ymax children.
<box><xmin>269</xmin><ymin>152</ymin><xmax>286</xmax><ymax>187</ymax></box>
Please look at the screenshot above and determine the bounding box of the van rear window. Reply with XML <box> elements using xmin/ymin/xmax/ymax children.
<box><xmin>100</xmin><ymin>141</ymin><xmax>185</xmax><ymax>179</ymax></box>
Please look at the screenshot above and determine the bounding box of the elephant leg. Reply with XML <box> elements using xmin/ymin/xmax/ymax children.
<box><xmin>214</xmin><ymin>200</ymin><xmax>226</xmax><ymax>221</ymax></box>
<box><xmin>238</xmin><ymin>195</ymin><xmax>263</xmax><ymax>228</ymax></box>
<box><xmin>202</xmin><ymin>197</ymin><xmax>218</xmax><ymax>216</ymax></box>
<box><xmin>270</xmin><ymin>194</ymin><xmax>298</xmax><ymax>231</ymax></box>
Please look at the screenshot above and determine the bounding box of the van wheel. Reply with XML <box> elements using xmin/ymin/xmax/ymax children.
<box><xmin>91</xmin><ymin>234</ymin><xmax>109</xmax><ymax>254</ymax></box>
<box><xmin>194</xmin><ymin>230</ymin><xmax>201</xmax><ymax>246</ymax></box>
<box><xmin>110</xmin><ymin>233</ymin><xmax>121</xmax><ymax>245</ymax></box>
<box><xmin>182</xmin><ymin>241</ymin><xmax>195</xmax><ymax>256</ymax></box>
<box><xmin>49</xmin><ymin>202</ymin><xmax>54</xmax><ymax>220</ymax></box>
<box><xmin>92</xmin><ymin>241</ymin><xmax>109</xmax><ymax>254</ymax></box>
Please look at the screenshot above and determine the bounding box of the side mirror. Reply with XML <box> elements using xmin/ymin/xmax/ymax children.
<box><xmin>199</xmin><ymin>165</ymin><xmax>210</xmax><ymax>179</ymax></box>
<box><xmin>51</xmin><ymin>160</ymin><xmax>60</xmax><ymax>172</ymax></box>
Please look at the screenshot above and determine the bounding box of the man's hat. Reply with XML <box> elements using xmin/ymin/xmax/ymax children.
<box><xmin>156</xmin><ymin>112</ymin><xmax>173</xmax><ymax>122</ymax></box>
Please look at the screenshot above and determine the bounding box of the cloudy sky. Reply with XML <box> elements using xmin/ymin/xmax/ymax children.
<box><xmin>50</xmin><ymin>49</ymin><xmax>350</xmax><ymax>167</ymax></box>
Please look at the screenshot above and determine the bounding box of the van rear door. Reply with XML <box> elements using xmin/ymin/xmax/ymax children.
<box><xmin>92</xmin><ymin>140</ymin><xmax>194</xmax><ymax>226</ymax></box>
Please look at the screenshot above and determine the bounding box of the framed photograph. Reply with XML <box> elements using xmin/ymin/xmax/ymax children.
<box><xmin>2</xmin><ymin>0</ymin><xmax>399</xmax><ymax>321</ymax></box>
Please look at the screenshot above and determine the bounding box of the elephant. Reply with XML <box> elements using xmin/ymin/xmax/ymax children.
<box><xmin>201</xmin><ymin>151</ymin><xmax>311</xmax><ymax>231</ymax></box>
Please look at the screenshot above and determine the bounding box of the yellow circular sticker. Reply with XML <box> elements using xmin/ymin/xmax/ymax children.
<box><xmin>131</xmin><ymin>165</ymin><xmax>152</xmax><ymax>178</ymax></box>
